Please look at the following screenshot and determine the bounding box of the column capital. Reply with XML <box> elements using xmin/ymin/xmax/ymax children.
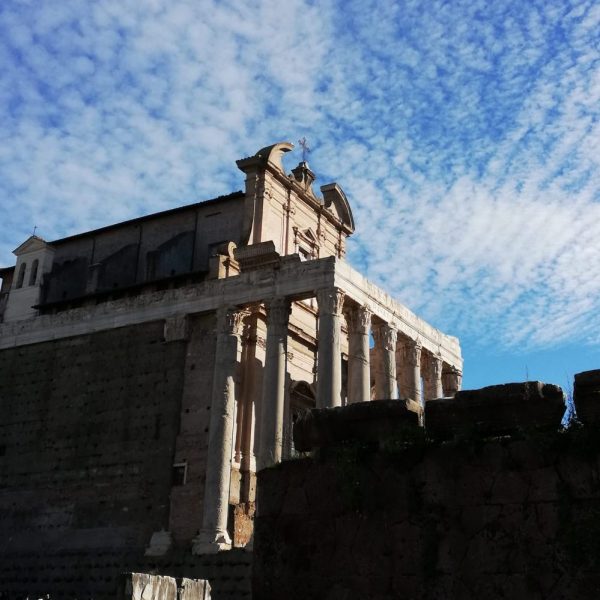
<box><xmin>264</xmin><ymin>296</ymin><xmax>291</xmax><ymax>318</ymax></box>
<box><xmin>345</xmin><ymin>305</ymin><xmax>372</xmax><ymax>335</ymax></box>
<box><xmin>216</xmin><ymin>306</ymin><xmax>249</xmax><ymax>337</ymax></box>
<box><xmin>443</xmin><ymin>365</ymin><xmax>463</xmax><ymax>395</ymax></box>
<box><xmin>372</xmin><ymin>322</ymin><xmax>398</xmax><ymax>352</ymax></box>
<box><xmin>430</xmin><ymin>353</ymin><xmax>443</xmax><ymax>378</ymax></box>
<box><xmin>404</xmin><ymin>338</ymin><xmax>422</xmax><ymax>367</ymax></box>
<box><xmin>316</xmin><ymin>287</ymin><xmax>345</xmax><ymax>316</ymax></box>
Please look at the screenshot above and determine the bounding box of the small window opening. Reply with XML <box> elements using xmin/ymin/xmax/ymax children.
<box><xmin>29</xmin><ymin>259</ymin><xmax>39</xmax><ymax>286</ymax></box>
<box><xmin>16</xmin><ymin>263</ymin><xmax>26</xmax><ymax>288</ymax></box>
<box><xmin>299</xmin><ymin>247</ymin><xmax>311</xmax><ymax>262</ymax></box>
<box><xmin>172</xmin><ymin>461</ymin><xmax>187</xmax><ymax>486</ymax></box>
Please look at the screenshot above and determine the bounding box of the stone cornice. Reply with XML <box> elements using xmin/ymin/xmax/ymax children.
<box><xmin>0</xmin><ymin>256</ymin><xmax>462</xmax><ymax>372</ymax></box>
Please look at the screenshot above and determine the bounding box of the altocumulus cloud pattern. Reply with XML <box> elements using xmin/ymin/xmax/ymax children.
<box><xmin>0</xmin><ymin>0</ymin><xmax>599</xmax><ymax>363</ymax></box>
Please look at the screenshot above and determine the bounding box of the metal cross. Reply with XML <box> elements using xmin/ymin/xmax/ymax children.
<box><xmin>298</xmin><ymin>137</ymin><xmax>311</xmax><ymax>162</ymax></box>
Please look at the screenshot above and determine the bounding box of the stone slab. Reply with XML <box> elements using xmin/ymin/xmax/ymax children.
<box><xmin>574</xmin><ymin>369</ymin><xmax>600</xmax><ymax>424</ymax></box>
<box><xmin>293</xmin><ymin>400</ymin><xmax>420</xmax><ymax>452</ymax></box>
<box><xmin>426</xmin><ymin>381</ymin><xmax>565</xmax><ymax>440</ymax></box>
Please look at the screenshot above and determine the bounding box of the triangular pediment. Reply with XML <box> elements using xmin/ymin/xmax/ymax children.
<box><xmin>302</xmin><ymin>228</ymin><xmax>318</xmax><ymax>243</ymax></box>
<box><xmin>13</xmin><ymin>235</ymin><xmax>53</xmax><ymax>256</ymax></box>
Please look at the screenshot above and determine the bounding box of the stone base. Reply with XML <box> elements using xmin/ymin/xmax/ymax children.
<box><xmin>144</xmin><ymin>529</ymin><xmax>173</xmax><ymax>557</ymax></box>
<box><xmin>191</xmin><ymin>529</ymin><xmax>232</xmax><ymax>555</ymax></box>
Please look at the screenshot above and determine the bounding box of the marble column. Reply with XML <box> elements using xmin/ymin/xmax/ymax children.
<box><xmin>257</xmin><ymin>297</ymin><xmax>290</xmax><ymax>470</ymax></box>
<box><xmin>373</xmin><ymin>322</ymin><xmax>398</xmax><ymax>400</ymax></box>
<box><xmin>442</xmin><ymin>365</ymin><xmax>463</xmax><ymax>397</ymax></box>
<box><xmin>346</xmin><ymin>305</ymin><xmax>372</xmax><ymax>404</ymax></box>
<box><xmin>316</xmin><ymin>287</ymin><xmax>345</xmax><ymax>408</ymax></box>
<box><xmin>396</xmin><ymin>342</ymin><xmax>408</xmax><ymax>399</ymax></box>
<box><xmin>192</xmin><ymin>306</ymin><xmax>247</xmax><ymax>555</ymax></box>
<box><xmin>429</xmin><ymin>354</ymin><xmax>444</xmax><ymax>398</ymax></box>
<box><xmin>404</xmin><ymin>339</ymin><xmax>423</xmax><ymax>408</ymax></box>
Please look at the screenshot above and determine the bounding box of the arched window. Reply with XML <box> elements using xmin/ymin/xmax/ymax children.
<box><xmin>29</xmin><ymin>259</ymin><xmax>39</xmax><ymax>286</ymax></box>
<box><xmin>16</xmin><ymin>263</ymin><xmax>26</xmax><ymax>289</ymax></box>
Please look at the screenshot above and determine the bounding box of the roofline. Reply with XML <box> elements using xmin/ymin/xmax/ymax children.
<box><xmin>50</xmin><ymin>191</ymin><xmax>244</xmax><ymax>246</ymax></box>
<box><xmin>0</xmin><ymin>266</ymin><xmax>15</xmax><ymax>275</ymax></box>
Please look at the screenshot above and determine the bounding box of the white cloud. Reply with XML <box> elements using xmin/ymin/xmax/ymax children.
<box><xmin>0</xmin><ymin>0</ymin><xmax>599</xmax><ymax>360</ymax></box>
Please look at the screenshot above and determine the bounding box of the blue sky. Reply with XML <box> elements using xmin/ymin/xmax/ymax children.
<box><xmin>1</xmin><ymin>0</ymin><xmax>599</xmax><ymax>391</ymax></box>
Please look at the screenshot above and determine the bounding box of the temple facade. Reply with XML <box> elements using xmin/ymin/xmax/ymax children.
<box><xmin>0</xmin><ymin>142</ymin><xmax>462</xmax><ymax>570</ymax></box>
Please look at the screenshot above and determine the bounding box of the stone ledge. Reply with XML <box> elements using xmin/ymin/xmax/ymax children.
<box><xmin>293</xmin><ymin>400</ymin><xmax>419</xmax><ymax>452</ymax></box>
<box><xmin>426</xmin><ymin>381</ymin><xmax>565</xmax><ymax>440</ymax></box>
<box><xmin>293</xmin><ymin>382</ymin><xmax>567</xmax><ymax>452</ymax></box>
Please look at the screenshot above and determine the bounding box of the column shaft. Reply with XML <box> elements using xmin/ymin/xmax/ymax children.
<box><xmin>373</xmin><ymin>323</ymin><xmax>398</xmax><ymax>399</ymax></box>
<box><xmin>193</xmin><ymin>307</ymin><xmax>246</xmax><ymax>555</ymax></box>
<box><xmin>346</xmin><ymin>306</ymin><xmax>372</xmax><ymax>404</ymax></box>
<box><xmin>431</xmin><ymin>355</ymin><xmax>444</xmax><ymax>399</ymax></box>
<box><xmin>257</xmin><ymin>298</ymin><xmax>290</xmax><ymax>470</ymax></box>
<box><xmin>316</xmin><ymin>288</ymin><xmax>345</xmax><ymax>408</ymax></box>
<box><xmin>404</xmin><ymin>339</ymin><xmax>423</xmax><ymax>409</ymax></box>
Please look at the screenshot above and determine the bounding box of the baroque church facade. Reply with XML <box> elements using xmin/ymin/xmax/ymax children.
<box><xmin>0</xmin><ymin>142</ymin><xmax>462</xmax><ymax>592</ymax></box>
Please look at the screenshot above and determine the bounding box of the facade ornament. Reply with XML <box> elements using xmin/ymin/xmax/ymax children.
<box><xmin>316</xmin><ymin>287</ymin><xmax>345</xmax><ymax>316</ymax></box>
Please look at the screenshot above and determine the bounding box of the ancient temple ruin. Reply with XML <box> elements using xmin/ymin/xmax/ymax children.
<box><xmin>0</xmin><ymin>142</ymin><xmax>462</xmax><ymax>596</ymax></box>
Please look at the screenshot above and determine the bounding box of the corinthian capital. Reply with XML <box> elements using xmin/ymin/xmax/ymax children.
<box><xmin>404</xmin><ymin>339</ymin><xmax>422</xmax><ymax>366</ymax></box>
<box><xmin>373</xmin><ymin>323</ymin><xmax>398</xmax><ymax>352</ymax></box>
<box><xmin>217</xmin><ymin>306</ymin><xmax>249</xmax><ymax>336</ymax></box>
<box><xmin>430</xmin><ymin>354</ymin><xmax>443</xmax><ymax>379</ymax></box>
<box><xmin>346</xmin><ymin>305</ymin><xmax>372</xmax><ymax>334</ymax></box>
<box><xmin>264</xmin><ymin>297</ymin><xmax>291</xmax><ymax>331</ymax></box>
<box><xmin>316</xmin><ymin>287</ymin><xmax>345</xmax><ymax>316</ymax></box>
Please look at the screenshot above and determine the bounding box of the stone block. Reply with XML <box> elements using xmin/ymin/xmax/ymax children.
<box><xmin>120</xmin><ymin>573</ymin><xmax>177</xmax><ymax>600</ymax></box>
<box><xmin>574</xmin><ymin>369</ymin><xmax>600</xmax><ymax>424</ymax></box>
<box><xmin>293</xmin><ymin>400</ymin><xmax>420</xmax><ymax>452</ymax></box>
<box><xmin>426</xmin><ymin>381</ymin><xmax>565</xmax><ymax>440</ymax></box>
<box><xmin>179</xmin><ymin>577</ymin><xmax>212</xmax><ymax>600</ymax></box>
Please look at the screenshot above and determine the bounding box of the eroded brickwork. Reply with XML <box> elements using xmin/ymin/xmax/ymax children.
<box><xmin>0</xmin><ymin>322</ymin><xmax>187</xmax><ymax>595</ymax></box>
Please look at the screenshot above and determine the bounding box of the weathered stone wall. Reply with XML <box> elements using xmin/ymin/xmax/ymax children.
<box><xmin>0</xmin><ymin>549</ymin><xmax>251</xmax><ymax>600</ymax></box>
<box><xmin>0</xmin><ymin>322</ymin><xmax>178</xmax><ymax>595</ymax></box>
<box><xmin>0</xmin><ymin>318</ymin><xmax>252</xmax><ymax>600</ymax></box>
<box><xmin>0</xmin><ymin>321</ymin><xmax>186</xmax><ymax>554</ymax></box>
<box><xmin>254</xmin><ymin>380</ymin><xmax>600</xmax><ymax>599</ymax></box>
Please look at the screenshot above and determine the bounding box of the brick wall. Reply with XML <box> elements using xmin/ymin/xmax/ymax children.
<box><xmin>0</xmin><ymin>322</ymin><xmax>186</xmax><ymax>596</ymax></box>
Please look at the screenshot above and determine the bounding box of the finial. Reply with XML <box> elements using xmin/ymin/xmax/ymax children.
<box><xmin>298</xmin><ymin>137</ymin><xmax>311</xmax><ymax>162</ymax></box>
<box><xmin>32</xmin><ymin>225</ymin><xmax>38</xmax><ymax>236</ymax></box>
